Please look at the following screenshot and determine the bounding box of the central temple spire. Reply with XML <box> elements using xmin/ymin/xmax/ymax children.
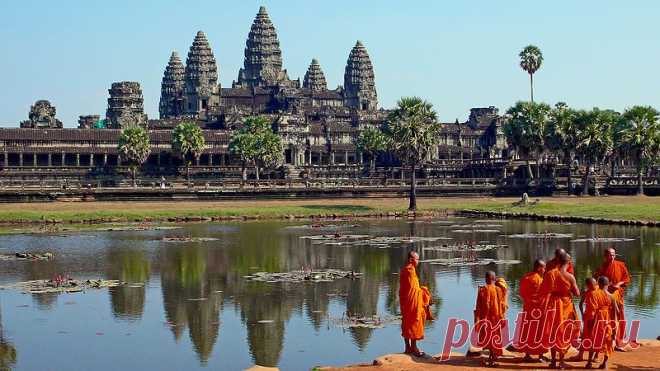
<box><xmin>183</xmin><ymin>31</ymin><xmax>220</xmax><ymax>119</ymax></box>
<box><xmin>236</xmin><ymin>6</ymin><xmax>288</xmax><ymax>87</ymax></box>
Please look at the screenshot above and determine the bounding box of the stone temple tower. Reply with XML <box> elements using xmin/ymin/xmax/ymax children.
<box><xmin>183</xmin><ymin>31</ymin><xmax>220</xmax><ymax>119</ymax></box>
<box><xmin>159</xmin><ymin>51</ymin><xmax>185</xmax><ymax>119</ymax></box>
<box><xmin>106</xmin><ymin>81</ymin><xmax>148</xmax><ymax>129</ymax></box>
<box><xmin>236</xmin><ymin>6</ymin><xmax>290</xmax><ymax>87</ymax></box>
<box><xmin>343</xmin><ymin>41</ymin><xmax>378</xmax><ymax>111</ymax></box>
<box><xmin>303</xmin><ymin>59</ymin><xmax>327</xmax><ymax>92</ymax></box>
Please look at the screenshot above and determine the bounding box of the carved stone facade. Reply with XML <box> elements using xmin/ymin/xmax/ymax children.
<box><xmin>183</xmin><ymin>31</ymin><xmax>220</xmax><ymax>120</ymax></box>
<box><xmin>20</xmin><ymin>100</ymin><xmax>63</xmax><ymax>129</ymax></box>
<box><xmin>159</xmin><ymin>52</ymin><xmax>185</xmax><ymax>119</ymax></box>
<box><xmin>106</xmin><ymin>82</ymin><xmax>148</xmax><ymax>129</ymax></box>
<box><xmin>303</xmin><ymin>59</ymin><xmax>327</xmax><ymax>92</ymax></box>
<box><xmin>343</xmin><ymin>41</ymin><xmax>378</xmax><ymax>111</ymax></box>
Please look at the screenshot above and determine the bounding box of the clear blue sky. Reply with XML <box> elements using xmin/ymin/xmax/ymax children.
<box><xmin>1</xmin><ymin>1</ymin><xmax>658</xmax><ymax>127</ymax></box>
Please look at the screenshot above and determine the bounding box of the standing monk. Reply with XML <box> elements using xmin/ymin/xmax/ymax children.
<box><xmin>518</xmin><ymin>259</ymin><xmax>546</xmax><ymax>362</ymax></box>
<box><xmin>582</xmin><ymin>276</ymin><xmax>618</xmax><ymax>369</ymax></box>
<box><xmin>539</xmin><ymin>252</ymin><xmax>580</xmax><ymax>369</ymax></box>
<box><xmin>399</xmin><ymin>251</ymin><xmax>432</xmax><ymax>357</ymax></box>
<box><xmin>594</xmin><ymin>247</ymin><xmax>630</xmax><ymax>350</ymax></box>
<box><xmin>474</xmin><ymin>271</ymin><xmax>508</xmax><ymax>367</ymax></box>
<box><xmin>546</xmin><ymin>248</ymin><xmax>575</xmax><ymax>275</ymax></box>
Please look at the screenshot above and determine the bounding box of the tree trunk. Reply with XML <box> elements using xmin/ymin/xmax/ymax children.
<box><xmin>241</xmin><ymin>161</ymin><xmax>247</xmax><ymax>182</ymax></box>
<box><xmin>566</xmin><ymin>155</ymin><xmax>573</xmax><ymax>195</ymax></box>
<box><xmin>526</xmin><ymin>159</ymin><xmax>534</xmax><ymax>179</ymax></box>
<box><xmin>132</xmin><ymin>167</ymin><xmax>137</xmax><ymax>188</ymax></box>
<box><xmin>637</xmin><ymin>166</ymin><xmax>644</xmax><ymax>196</ymax></box>
<box><xmin>582</xmin><ymin>163</ymin><xmax>590</xmax><ymax>196</ymax></box>
<box><xmin>408</xmin><ymin>164</ymin><xmax>417</xmax><ymax>211</ymax></box>
<box><xmin>255</xmin><ymin>165</ymin><xmax>260</xmax><ymax>181</ymax></box>
<box><xmin>530</xmin><ymin>73</ymin><xmax>534</xmax><ymax>103</ymax></box>
<box><xmin>370</xmin><ymin>158</ymin><xmax>375</xmax><ymax>174</ymax></box>
<box><xmin>186</xmin><ymin>161</ymin><xmax>190</xmax><ymax>188</ymax></box>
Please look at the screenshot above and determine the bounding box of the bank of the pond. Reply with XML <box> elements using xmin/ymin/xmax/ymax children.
<box><xmin>0</xmin><ymin>196</ymin><xmax>658</xmax><ymax>225</ymax></box>
<box><xmin>318</xmin><ymin>339</ymin><xmax>660</xmax><ymax>371</ymax></box>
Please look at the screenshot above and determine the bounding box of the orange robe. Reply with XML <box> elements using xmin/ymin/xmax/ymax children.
<box><xmin>399</xmin><ymin>263</ymin><xmax>431</xmax><ymax>340</ymax></box>
<box><xmin>539</xmin><ymin>268</ymin><xmax>580</xmax><ymax>353</ymax></box>
<box><xmin>582</xmin><ymin>288</ymin><xmax>614</xmax><ymax>356</ymax></box>
<box><xmin>546</xmin><ymin>257</ymin><xmax>574</xmax><ymax>275</ymax></box>
<box><xmin>475</xmin><ymin>284</ymin><xmax>507</xmax><ymax>356</ymax></box>
<box><xmin>594</xmin><ymin>260</ymin><xmax>630</xmax><ymax>346</ymax></box>
<box><xmin>518</xmin><ymin>271</ymin><xmax>545</xmax><ymax>354</ymax></box>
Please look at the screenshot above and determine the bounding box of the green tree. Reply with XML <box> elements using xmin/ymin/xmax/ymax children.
<box><xmin>504</xmin><ymin>101</ymin><xmax>551</xmax><ymax>180</ymax></box>
<box><xmin>229</xmin><ymin>116</ymin><xmax>283</xmax><ymax>182</ymax></box>
<box><xmin>519</xmin><ymin>45</ymin><xmax>543</xmax><ymax>102</ymax></box>
<box><xmin>619</xmin><ymin>105</ymin><xmax>660</xmax><ymax>195</ymax></box>
<box><xmin>117</xmin><ymin>125</ymin><xmax>151</xmax><ymax>187</ymax></box>
<box><xmin>385</xmin><ymin>97</ymin><xmax>441</xmax><ymax>211</ymax></box>
<box><xmin>547</xmin><ymin>102</ymin><xmax>579</xmax><ymax>194</ymax></box>
<box><xmin>356</xmin><ymin>126</ymin><xmax>388</xmax><ymax>173</ymax></box>
<box><xmin>575</xmin><ymin>108</ymin><xmax>616</xmax><ymax>195</ymax></box>
<box><xmin>172</xmin><ymin>122</ymin><xmax>205</xmax><ymax>186</ymax></box>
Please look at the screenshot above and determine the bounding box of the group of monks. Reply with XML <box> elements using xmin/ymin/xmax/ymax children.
<box><xmin>399</xmin><ymin>246</ymin><xmax>631</xmax><ymax>369</ymax></box>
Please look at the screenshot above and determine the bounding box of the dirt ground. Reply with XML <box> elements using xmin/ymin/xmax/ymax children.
<box><xmin>319</xmin><ymin>339</ymin><xmax>660</xmax><ymax>371</ymax></box>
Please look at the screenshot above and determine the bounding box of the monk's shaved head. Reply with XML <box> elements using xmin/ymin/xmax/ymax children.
<box><xmin>407</xmin><ymin>251</ymin><xmax>419</xmax><ymax>266</ymax></box>
<box><xmin>555</xmin><ymin>248</ymin><xmax>566</xmax><ymax>258</ymax></box>
<box><xmin>533</xmin><ymin>259</ymin><xmax>546</xmax><ymax>270</ymax></box>
<box><xmin>559</xmin><ymin>252</ymin><xmax>570</xmax><ymax>265</ymax></box>
<box><xmin>485</xmin><ymin>271</ymin><xmax>496</xmax><ymax>283</ymax></box>
<box><xmin>604</xmin><ymin>248</ymin><xmax>615</xmax><ymax>264</ymax></box>
<box><xmin>585</xmin><ymin>277</ymin><xmax>596</xmax><ymax>290</ymax></box>
<box><xmin>598</xmin><ymin>275</ymin><xmax>610</xmax><ymax>287</ymax></box>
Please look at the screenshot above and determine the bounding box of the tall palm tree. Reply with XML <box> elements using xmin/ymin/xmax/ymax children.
<box><xmin>620</xmin><ymin>106</ymin><xmax>660</xmax><ymax>195</ymax></box>
<box><xmin>117</xmin><ymin>125</ymin><xmax>151</xmax><ymax>187</ymax></box>
<box><xmin>504</xmin><ymin>101</ymin><xmax>551</xmax><ymax>180</ymax></box>
<box><xmin>575</xmin><ymin>109</ymin><xmax>616</xmax><ymax>195</ymax></box>
<box><xmin>547</xmin><ymin>102</ymin><xmax>579</xmax><ymax>194</ymax></box>
<box><xmin>172</xmin><ymin>122</ymin><xmax>206</xmax><ymax>187</ymax></box>
<box><xmin>386</xmin><ymin>97</ymin><xmax>441</xmax><ymax>211</ymax></box>
<box><xmin>519</xmin><ymin>45</ymin><xmax>543</xmax><ymax>102</ymax></box>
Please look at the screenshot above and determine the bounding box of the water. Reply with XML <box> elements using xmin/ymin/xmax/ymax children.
<box><xmin>0</xmin><ymin>219</ymin><xmax>657</xmax><ymax>370</ymax></box>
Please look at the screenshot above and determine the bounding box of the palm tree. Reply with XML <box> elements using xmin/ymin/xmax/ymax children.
<box><xmin>172</xmin><ymin>122</ymin><xmax>205</xmax><ymax>187</ymax></box>
<box><xmin>519</xmin><ymin>45</ymin><xmax>543</xmax><ymax>102</ymax></box>
<box><xmin>229</xmin><ymin>116</ymin><xmax>283</xmax><ymax>182</ymax></box>
<box><xmin>117</xmin><ymin>125</ymin><xmax>151</xmax><ymax>187</ymax></box>
<box><xmin>547</xmin><ymin>102</ymin><xmax>579</xmax><ymax>194</ymax></box>
<box><xmin>575</xmin><ymin>109</ymin><xmax>616</xmax><ymax>195</ymax></box>
<box><xmin>619</xmin><ymin>106</ymin><xmax>660</xmax><ymax>195</ymax></box>
<box><xmin>504</xmin><ymin>101</ymin><xmax>551</xmax><ymax>181</ymax></box>
<box><xmin>385</xmin><ymin>97</ymin><xmax>441</xmax><ymax>211</ymax></box>
<box><xmin>355</xmin><ymin>126</ymin><xmax>387</xmax><ymax>174</ymax></box>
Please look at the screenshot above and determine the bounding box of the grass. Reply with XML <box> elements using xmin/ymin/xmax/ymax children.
<box><xmin>1</xmin><ymin>196</ymin><xmax>658</xmax><ymax>223</ymax></box>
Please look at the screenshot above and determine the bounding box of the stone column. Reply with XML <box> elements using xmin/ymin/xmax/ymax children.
<box><xmin>359</xmin><ymin>152</ymin><xmax>364</xmax><ymax>165</ymax></box>
<box><xmin>208</xmin><ymin>154</ymin><xmax>213</xmax><ymax>166</ymax></box>
<box><xmin>76</xmin><ymin>153</ymin><xmax>80</xmax><ymax>167</ymax></box>
<box><xmin>61</xmin><ymin>153</ymin><xmax>65</xmax><ymax>167</ymax></box>
<box><xmin>48</xmin><ymin>153</ymin><xmax>52</xmax><ymax>167</ymax></box>
<box><xmin>220</xmin><ymin>154</ymin><xmax>226</xmax><ymax>166</ymax></box>
<box><xmin>344</xmin><ymin>151</ymin><xmax>349</xmax><ymax>166</ymax></box>
<box><xmin>195</xmin><ymin>156</ymin><xmax>200</xmax><ymax>166</ymax></box>
<box><xmin>90</xmin><ymin>154</ymin><xmax>94</xmax><ymax>167</ymax></box>
<box><xmin>330</xmin><ymin>152</ymin><xmax>335</xmax><ymax>165</ymax></box>
<box><xmin>157</xmin><ymin>152</ymin><xmax>161</xmax><ymax>166</ymax></box>
<box><xmin>33</xmin><ymin>154</ymin><xmax>37</xmax><ymax>167</ymax></box>
<box><xmin>3</xmin><ymin>152</ymin><xmax>8</xmax><ymax>167</ymax></box>
<box><xmin>19</xmin><ymin>153</ymin><xmax>23</xmax><ymax>167</ymax></box>
<box><xmin>103</xmin><ymin>154</ymin><xmax>108</xmax><ymax>166</ymax></box>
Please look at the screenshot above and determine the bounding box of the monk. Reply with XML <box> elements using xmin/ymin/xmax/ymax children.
<box><xmin>593</xmin><ymin>247</ymin><xmax>630</xmax><ymax>350</ymax></box>
<box><xmin>539</xmin><ymin>252</ymin><xmax>580</xmax><ymax>369</ymax></box>
<box><xmin>546</xmin><ymin>248</ymin><xmax>575</xmax><ymax>275</ymax></box>
<box><xmin>474</xmin><ymin>271</ymin><xmax>508</xmax><ymax>367</ymax></box>
<box><xmin>518</xmin><ymin>259</ymin><xmax>546</xmax><ymax>362</ymax></box>
<box><xmin>582</xmin><ymin>276</ymin><xmax>618</xmax><ymax>369</ymax></box>
<box><xmin>399</xmin><ymin>251</ymin><xmax>432</xmax><ymax>357</ymax></box>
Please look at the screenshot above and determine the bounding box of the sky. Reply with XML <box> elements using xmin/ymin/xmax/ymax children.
<box><xmin>0</xmin><ymin>0</ymin><xmax>659</xmax><ymax>127</ymax></box>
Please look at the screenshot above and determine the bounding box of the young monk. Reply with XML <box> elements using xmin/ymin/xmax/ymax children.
<box><xmin>546</xmin><ymin>248</ymin><xmax>575</xmax><ymax>275</ymax></box>
<box><xmin>539</xmin><ymin>252</ymin><xmax>580</xmax><ymax>369</ymax></box>
<box><xmin>474</xmin><ymin>271</ymin><xmax>508</xmax><ymax>367</ymax></box>
<box><xmin>399</xmin><ymin>250</ymin><xmax>432</xmax><ymax>357</ymax></box>
<box><xmin>518</xmin><ymin>259</ymin><xmax>546</xmax><ymax>362</ymax></box>
<box><xmin>582</xmin><ymin>276</ymin><xmax>618</xmax><ymax>369</ymax></box>
<box><xmin>594</xmin><ymin>247</ymin><xmax>630</xmax><ymax>350</ymax></box>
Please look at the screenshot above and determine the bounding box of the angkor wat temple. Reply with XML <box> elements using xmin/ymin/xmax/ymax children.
<box><xmin>0</xmin><ymin>7</ymin><xmax>508</xmax><ymax>190</ymax></box>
